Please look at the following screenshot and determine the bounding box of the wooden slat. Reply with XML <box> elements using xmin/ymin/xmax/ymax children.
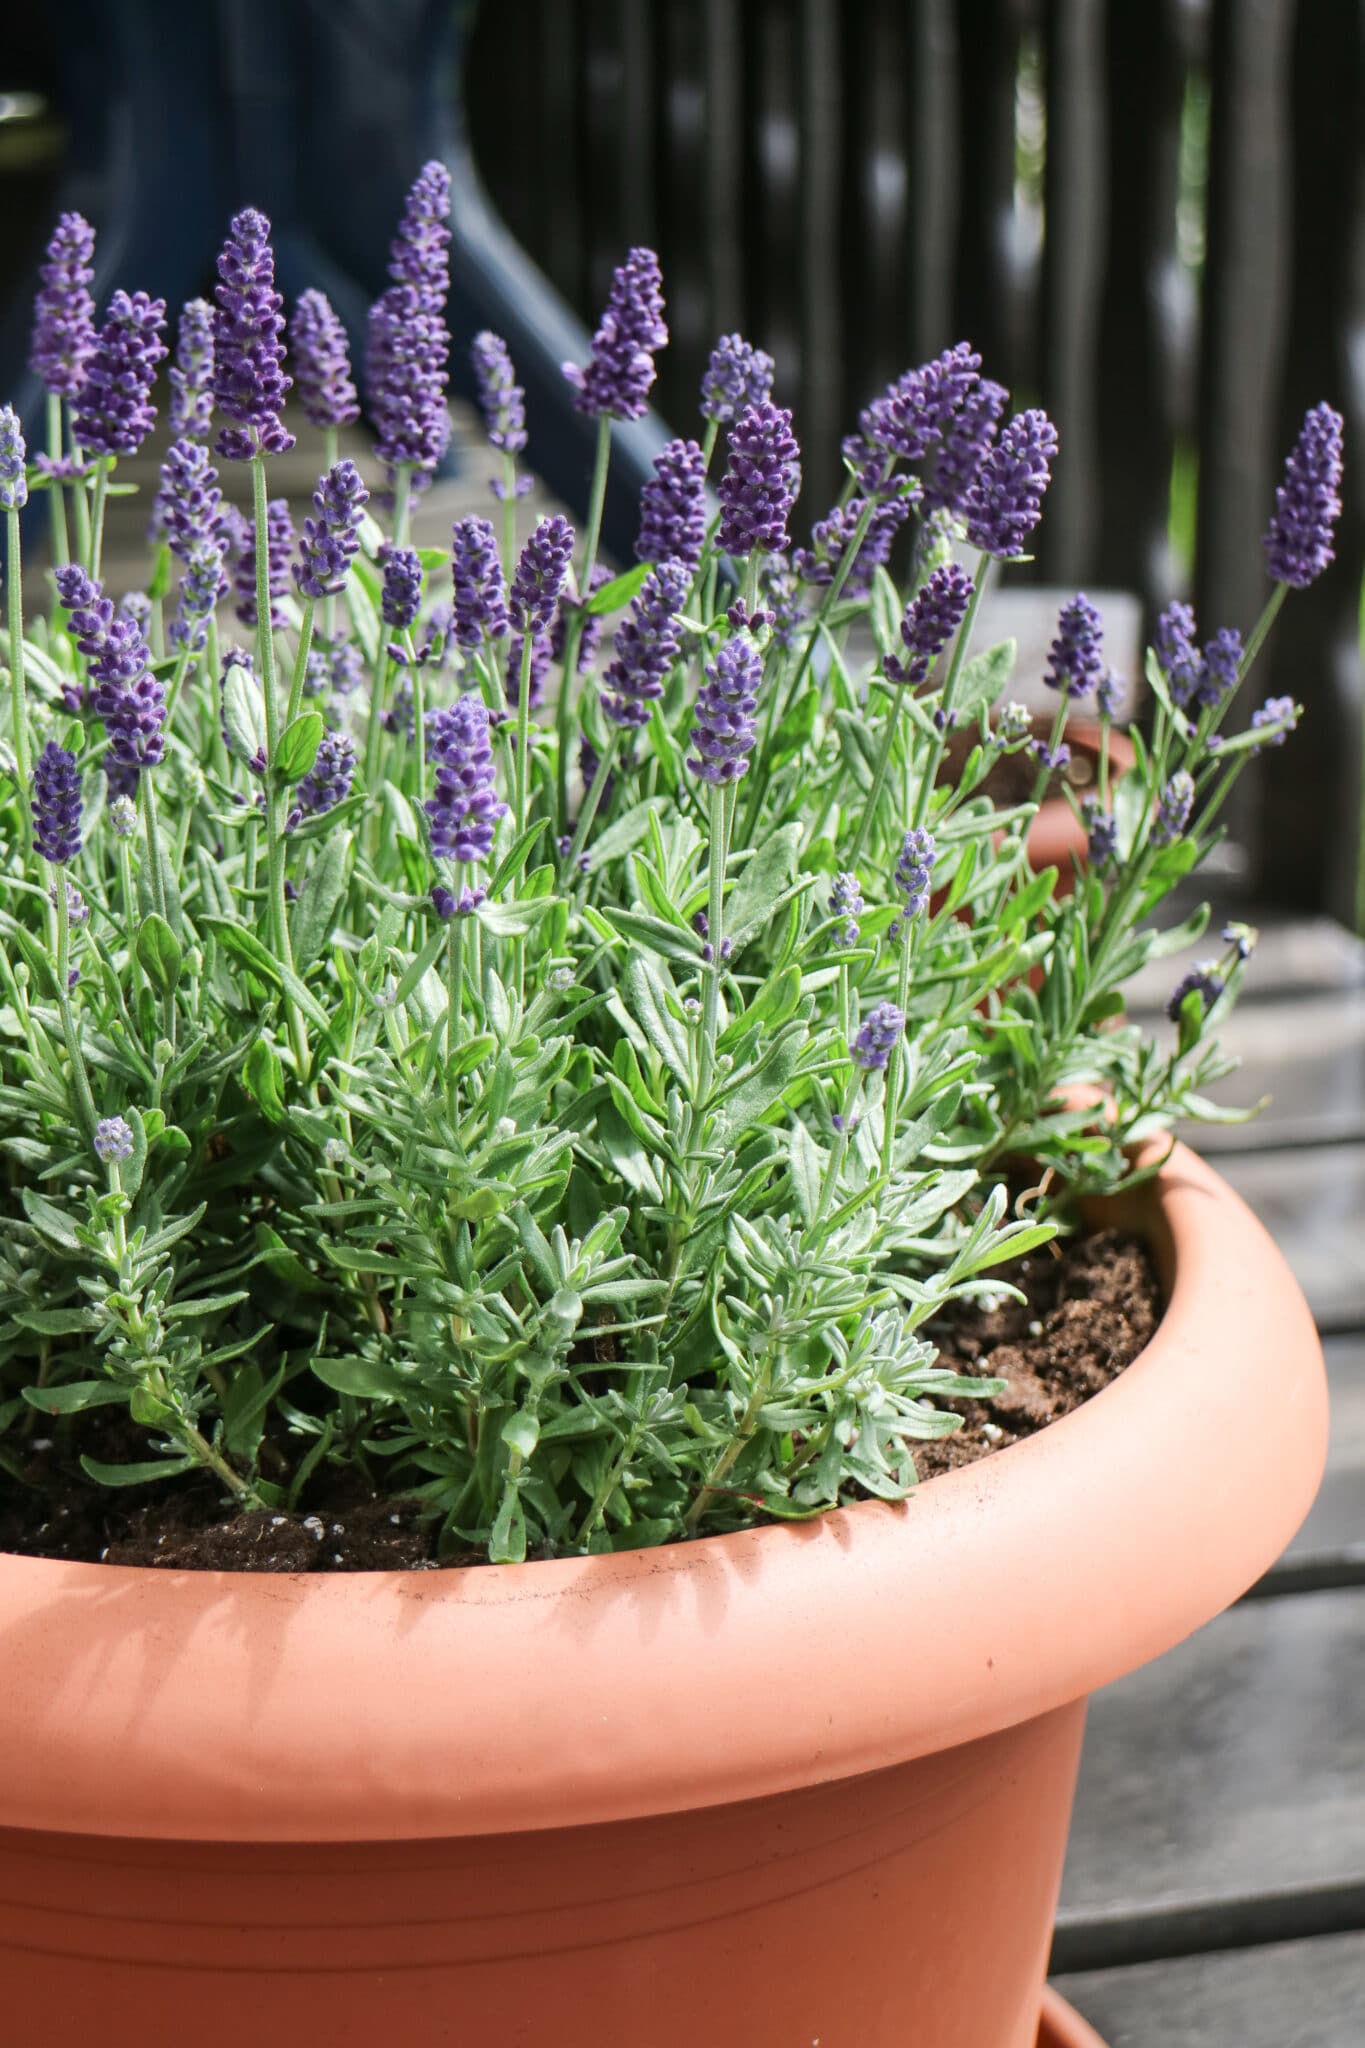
<box><xmin>1218</xmin><ymin>1146</ymin><xmax>1365</xmax><ymax>1333</ymax></box>
<box><xmin>952</xmin><ymin>0</ymin><xmax>1025</xmax><ymax>394</ymax></box>
<box><xmin>538</xmin><ymin>0</ymin><xmax>589</xmax><ymax>310</ymax></box>
<box><xmin>899</xmin><ymin>0</ymin><xmax>959</xmax><ymax>364</ymax></box>
<box><xmin>1055</xmin><ymin>1930</ymin><xmax>1365</xmax><ymax>2046</ymax></box>
<box><xmin>702</xmin><ymin>0</ymin><xmax>746</xmax><ymax>344</ymax></box>
<box><xmin>652</xmin><ymin>0</ymin><xmax>709</xmax><ymax>428</ymax></box>
<box><xmin>797</xmin><ymin>0</ymin><xmax>843</xmax><ymax>518</ymax></box>
<box><xmin>1260</xmin><ymin>1334</ymin><xmax>1365</xmax><ymax>1594</ymax></box>
<box><xmin>1054</xmin><ymin>1588</ymin><xmax>1365</xmax><ymax>1968</ymax></box>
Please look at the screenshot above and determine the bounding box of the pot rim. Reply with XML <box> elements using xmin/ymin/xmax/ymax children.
<box><xmin>0</xmin><ymin>1141</ymin><xmax>1327</xmax><ymax>1843</ymax></box>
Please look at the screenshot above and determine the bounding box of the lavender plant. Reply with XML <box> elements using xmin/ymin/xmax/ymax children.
<box><xmin>0</xmin><ymin>174</ymin><xmax>1343</xmax><ymax>1565</ymax></box>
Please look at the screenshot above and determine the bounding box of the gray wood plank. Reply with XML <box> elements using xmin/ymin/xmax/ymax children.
<box><xmin>1259</xmin><ymin>1336</ymin><xmax>1365</xmax><ymax>1592</ymax></box>
<box><xmin>1054</xmin><ymin>1588</ymin><xmax>1365</xmax><ymax>1969</ymax></box>
<box><xmin>1054</xmin><ymin>1930</ymin><xmax>1365</xmax><ymax>2047</ymax></box>
<box><xmin>1217</xmin><ymin>1148</ymin><xmax>1365</xmax><ymax>1333</ymax></box>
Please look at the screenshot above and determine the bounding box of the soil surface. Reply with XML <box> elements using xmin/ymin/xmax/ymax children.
<box><xmin>0</xmin><ymin>1230</ymin><xmax>1159</xmax><ymax>1572</ymax></box>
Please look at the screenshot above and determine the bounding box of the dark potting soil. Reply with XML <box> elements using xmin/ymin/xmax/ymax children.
<box><xmin>0</xmin><ymin>1230</ymin><xmax>1159</xmax><ymax>1572</ymax></box>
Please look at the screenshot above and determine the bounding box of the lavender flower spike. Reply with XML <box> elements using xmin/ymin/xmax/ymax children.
<box><xmin>1152</xmin><ymin>769</ymin><xmax>1195</xmax><ymax>846</ymax></box>
<box><xmin>170</xmin><ymin>539</ymin><xmax>228</xmax><ymax>653</ymax></box>
<box><xmin>688</xmin><ymin>635</ymin><xmax>763</xmax><ymax>783</ymax></box>
<box><xmin>55</xmin><ymin>562</ymin><xmax>166</xmax><ymax>777</ymax></box>
<box><xmin>700</xmin><ymin>334</ymin><xmax>776</xmax><ymax>424</ymax></box>
<box><xmin>563</xmin><ymin>246</ymin><xmax>667</xmax><ymax>421</ymax></box>
<box><xmin>894</xmin><ymin>827</ymin><xmax>938</xmax><ymax>918</ymax></box>
<box><xmin>29</xmin><ymin>212</ymin><xmax>96</xmax><ymax>401</ymax></box>
<box><xmin>1264</xmin><ymin>402</ymin><xmax>1344</xmax><ymax>588</ymax></box>
<box><xmin>73</xmin><ymin>291</ymin><xmax>168</xmax><ymax>458</ymax></box>
<box><xmin>509</xmin><ymin>515</ymin><xmax>574</xmax><ymax>635</ymax></box>
<box><xmin>829</xmin><ymin>872</ymin><xmax>864</xmax><ymax>947</ymax></box>
<box><xmin>31</xmin><ymin>742</ymin><xmax>82</xmax><ymax>864</ymax></box>
<box><xmin>366</xmin><ymin>285</ymin><xmax>451</xmax><ymax>481</ymax></box>
<box><xmin>636</xmin><ymin>437</ymin><xmax>707</xmax><ymax>572</ymax></box>
<box><xmin>294</xmin><ymin>460</ymin><xmax>369</xmax><ymax>601</ymax></box>
<box><xmin>471</xmin><ymin>332</ymin><xmax>527</xmax><ymax>455</ymax></box>
<box><xmin>1044</xmin><ymin>594</ymin><xmax>1105</xmax><ymax>699</ymax></box>
<box><xmin>168</xmin><ymin>299</ymin><xmax>215</xmax><ymax>442</ymax></box>
<box><xmin>1249</xmin><ymin>695</ymin><xmax>1301</xmax><ymax>748</ymax></box>
<box><xmin>717</xmin><ymin>402</ymin><xmax>801</xmax><ymax>557</ymax></box>
<box><xmin>853</xmin><ymin>1002</ymin><xmax>905</xmax><ymax>1072</ymax></box>
<box><xmin>426</xmin><ymin>694</ymin><xmax>509</xmax><ymax>863</ymax></box>
<box><xmin>231</xmin><ymin>500</ymin><xmax>294</xmax><ymax>629</ymax></box>
<box><xmin>451</xmin><ymin>515</ymin><xmax>509</xmax><ymax>644</ymax></box>
<box><xmin>1154</xmin><ymin>600</ymin><xmax>1201</xmax><ymax>709</ymax></box>
<box><xmin>965</xmin><ymin>408</ymin><xmax>1058</xmax><ymax>559</ymax></box>
<box><xmin>388</xmin><ymin>161</ymin><xmax>452</xmax><ymax>308</ymax></box>
<box><xmin>155</xmin><ymin>439</ymin><xmax>223</xmax><ymax>561</ymax></box>
<box><xmin>295</xmin><ymin>731</ymin><xmax>357</xmax><ymax>819</ymax></box>
<box><xmin>212</xmin><ymin>209</ymin><xmax>294</xmax><ymax>460</ymax></box>
<box><xmin>602</xmin><ymin>561</ymin><xmax>690</xmax><ymax>729</ymax></box>
<box><xmin>0</xmin><ymin>408</ymin><xmax>27</xmax><ymax>512</ymax></box>
<box><xmin>886</xmin><ymin>563</ymin><xmax>974</xmax><ymax>684</ymax></box>
<box><xmin>379</xmin><ymin>544</ymin><xmax>423</xmax><ymax>631</ymax></box>
<box><xmin>93</xmin><ymin>1117</ymin><xmax>135</xmax><ymax>1165</ymax></box>
<box><xmin>290</xmin><ymin>290</ymin><xmax>360</xmax><ymax>430</ymax></box>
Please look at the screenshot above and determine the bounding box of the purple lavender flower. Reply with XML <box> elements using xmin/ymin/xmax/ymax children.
<box><xmin>886</xmin><ymin>564</ymin><xmax>974</xmax><ymax>685</ymax></box>
<box><xmin>829</xmin><ymin>872</ymin><xmax>864</xmax><ymax>946</ymax></box>
<box><xmin>304</xmin><ymin>637</ymin><xmax>364</xmax><ymax>705</ymax></box>
<box><xmin>167</xmin><ymin>299</ymin><xmax>215</xmax><ymax>442</ymax></box>
<box><xmin>73</xmin><ymin>291</ymin><xmax>167</xmax><ymax>458</ymax></box>
<box><xmin>0</xmin><ymin>408</ymin><xmax>27</xmax><ymax>512</ymax></box>
<box><xmin>1166</xmin><ymin>962</ymin><xmax>1224</xmax><ymax>1024</ymax></box>
<box><xmin>1196</xmin><ymin>627</ymin><xmax>1242</xmax><ymax>709</ymax></box>
<box><xmin>55</xmin><ymin>564</ymin><xmax>165</xmax><ymax>780</ymax></box>
<box><xmin>550</xmin><ymin>564</ymin><xmax>611</xmax><ymax>674</ymax></box>
<box><xmin>170</xmin><ymin>539</ymin><xmax>228</xmax><ymax>652</ymax></box>
<box><xmin>231</xmin><ymin>499</ymin><xmax>294</xmax><ymax>629</ymax></box>
<box><xmin>563</xmin><ymin>247</ymin><xmax>667</xmax><ymax>421</ymax></box>
<box><xmin>1152</xmin><ymin>769</ymin><xmax>1195</xmax><ymax>846</ymax></box>
<box><xmin>30</xmin><ymin>742</ymin><xmax>82</xmax><ymax>865</ymax></box>
<box><xmin>1031</xmin><ymin>738</ymin><xmax>1071</xmax><ymax>774</ymax></box>
<box><xmin>687</xmin><ymin>634</ymin><xmax>763</xmax><ymax>783</ymax></box>
<box><xmin>294</xmin><ymin>460</ymin><xmax>369</xmax><ymax>601</ymax></box>
<box><xmin>861</xmin><ymin>342</ymin><xmax>982</xmax><ymax>476</ymax></box>
<box><xmin>290</xmin><ymin>290</ymin><xmax>360</xmax><ymax>430</ymax></box>
<box><xmin>366</xmin><ymin>284</ymin><xmax>451</xmax><ymax>482</ymax></box>
<box><xmin>119</xmin><ymin>592</ymin><xmax>152</xmax><ymax>634</ymax></box>
<box><xmin>294</xmin><ymin>730</ymin><xmax>356</xmax><ymax>819</ymax></box>
<box><xmin>154</xmin><ymin>439</ymin><xmax>223</xmax><ymax>561</ymax></box>
<box><xmin>388</xmin><ymin>161</ymin><xmax>452</xmax><ymax>308</ymax></box>
<box><xmin>795</xmin><ymin>494</ymin><xmax>911</xmax><ymax>599</ymax></box>
<box><xmin>509</xmin><ymin>515</ymin><xmax>574</xmax><ymax>635</ymax></box>
<box><xmin>450</xmin><ymin>515</ymin><xmax>509</xmax><ymax>645</ymax></box>
<box><xmin>924</xmin><ymin>377</ymin><xmax>1007</xmax><ymax>516</ymax></box>
<box><xmin>1081</xmin><ymin>795</ymin><xmax>1118</xmax><ymax>867</ymax></box>
<box><xmin>93</xmin><ymin>1117</ymin><xmax>135</xmax><ymax>1165</ymax></box>
<box><xmin>212</xmin><ymin>210</ymin><xmax>294</xmax><ymax>460</ymax></box>
<box><xmin>379</xmin><ymin>544</ymin><xmax>423</xmax><ymax>631</ymax></box>
<box><xmin>636</xmin><ymin>437</ymin><xmax>708</xmax><ymax>572</ymax></box>
<box><xmin>29</xmin><ymin>213</ymin><xmax>96</xmax><ymax>401</ymax></box>
<box><xmin>471</xmin><ymin>331</ymin><xmax>527</xmax><ymax>455</ymax></box>
<box><xmin>994</xmin><ymin>700</ymin><xmax>1034</xmax><ymax>749</ymax></box>
<box><xmin>1043</xmin><ymin>594</ymin><xmax>1105</xmax><ymax>699</ymax></box>
<box><xmin>763</xmin><ymin>557</ymin><xmax>805</xmax><ymax>650</ymax></box>
<box><xmin>1153</xmin><ymin>601</ymin><xmax>1201</xmax><ymax>709</ymax></box>
<box><xmin>717</xmin><ymin>402</ymin><xmax>801</xmax><ymax>557</ymax></box>
<box><xmin>700</xmin><ymin>334</ymin><xmax>776</xmax><ymax>424</ymax></box>
<box><xmin>1096</xmin><ymin>669</ymin><xmax>1122</xmax><ymax>720</ymax></box>
<box><xmin>601</xmin><ymin>561</ymin><xmax>690</xmax><ymax>729</ymax></box>
<box><xmin>894</xmin><ymin>827</ymin><xmax>938</xmax><ymax>919</ymax></box>
<box><xmin>964</xmin><ymin>409</ymin><xmax>1058</xmax><ymax>558</ymax></box>
<box><xmin>1264</xmin><ymin>402</ymin><xmax>1344</xmax><ymax>588</ymax></box>
<box><xmin>1249</xmin><ymin>694</ymin><xmax>1301</xmax><ymax>748</ymax></box>
<box><xmin>426</xmin><ymin>694</ymin><xmax>509</xmax><ymax>861</ymax></box>
<box><xmin>853</xmin><ymin>1001</ymin><xmax>905</xmax><ymax>1071</ymax></box>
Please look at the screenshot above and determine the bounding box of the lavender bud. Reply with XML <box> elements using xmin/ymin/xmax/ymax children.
<box><xmin>109</xmin><ymin>794</ymin><xmax>137</xmax><ymax>838</ymax></box>
<box><xmin>700</xmin><ymin>333</ymin><xmax>776</xmax><ymax>423</ymax></box>
<box><xmin>290</xmin><ymin>290</ymin><xmax>360</xmax><ymax>430</ymax></box>
<box><xmin>1043</xmin><ymin>594</ymin><xmax>1105</xmax><ymax>700</ymax></box>
<box><xmin>796</xmin><ymin>495</ymin><xmax>911</xmax><ymax>599</ymax></box>
<box><xmin>763</xmin><ymin>557</ymin><xmax>805</xmax><ymax>650</ymax></box>
<box><xmin>687</xmin><ymin>635</ymin><xmax>763</xmax><ymax>784</ymax></box>
<box><xmin>375</xmin><ymin>543</ymin><xmax>420</xmax><ymax>632</ymax></box>
<box><xmin>1263</xmin><ymin>402</ymin><xmax>1344</xmax><ymax>588</ymax></box>
<box><xmin>471</xmin><ymin>331</ymin><xmax>527</xmax><ymax>455</ymax></box>
<box><xmin>451</xmin><ymin>515</ymin><xmax>509</xmax><ymax>644</ymax></box>
<box><xmin>894</xmin><ymin>826</ymin><xmax>937</xmax><ymax>919</ymax></box>
<box><xmin>717</xmin><ymin>402</ymin><xmax>801</xmax><ymax>557</ymax></box>
<box><xmin>924</xmin><ymin>377</ymin><xmax>1007</xmax><ymax>516</ymax></box>
<box><xmin>30</xmin><ymin>742</ymin><xmax>82</xmax><ymax>865</ymax></box>
<box><xmin>0</xmin><ymin>407</ymin><xmax>28</xmax><ymax>512</ymax></box>
<box><xmin>861</xmin><ymin>342</ymin><xmax>981</xmax><ymax>475</ymax></box>
<box><xmin>1096</xmin><ymin>669</ymin><xmax>1122</xmax><ymax>720</ymax></box>
<box><xmin>168</xmin><ymin>298</ymin><xmax>215</xmax><ymax>442</ymax></box>
<box><xmin>1195</xmin><ymin>627</ymin><xmax>1242</xmax><ymax>709</ymax></box>
<box><xmin>994</xmin><ymin>700</ymin><xmax>1034</xmax><ymax>749</ymax></box>
<box><xmin>1031</xmin><ymin>738</ymin><xmax>1071</xmax><ymax>773</ymax></box>
<box><xmin>1249</xmin><ymin>694</ymin><xmax>1301</xmax><ymax>748</ymax></box>
<box><xmin>550</xmin><ymin>564</ymin><xmax>611</xmax><ymax>673</ymax></box>
<box><xmin>1081</xmin><ymin>795</ymin><xmax>1118</xmax><ymax>867</ymax></box>
<box><xmin>1152</xmin><ymin>770</ymin><xmax>1195</xmax><ymax>846</ymax></box>
<box><xmin>388</xmin><ymin>161</ymin><xmax>452</xmax><ymax>308</ymax></box>
<box><xmin>601</xmin><ymin>561</ymin><xmax>690</xmax><ymax>730</ymax></box>
<box><xmin>74</xmin><ymin>290</ymin><xmax>168</xmax><ymax>458</ymax></box>
<box><xmin>1154</xmin><ymin>601</ymin><xmax>1202</xmax><ymax>709</ymax></box>
<box><xmin>154</xmin><ymin>439</ymin><xmax>223</xmax><ymax>562</ymax></box>
<box><xmin>295</xmin><ymin>730</ymin><xmax>356</xmax><ymax>819</ymax></box>
<box><xmin>55</xmin><ymin>562</ymin><xmax>166</xmax><ymax>778</ymax></box>
<box><xmin>509</xmin><ymin>515</ymin><xmax>574</xmax><ymax>636</ymax></box>
<box><xmin>294</xmin><ymin>459</ymin><xmax>369</xmax><ymax>601</ymax></box>
<box><xmin>93</xmin><ymin>1117</ymin><xmax>135</xmax><ymax>1165</ymax></box>
<box><xmin>212</xmin><ymin>209</ymin><xmax>294</xmax><ymax>459</ymax></box>
<box><xmin>853</xmin><ymin>1001</ymin><xmax>905</xmax><ymax>1071</ymax></box>
<box><xmin>964</xmin><ymin>409</ymin><xmax>1058</xmax><ymax>558</ymax></box>
<box><xmin>29</xmin><ymin>212</ymin><xmax>96</xmax><ymax>400</ymax></box>
<box><xmin>636</xmin><ymin>437</ymin><xmax>707</xmax><ymax>573</ymax></box>
<box><xmin>887</xmin><ymin>563</ymin><xmax>974</xmax><ymax>685</ymax></box>
<box><xmin>829</xmin><ymin>871</ymin><xmax>864</xmax><ymax>946</ymax></box>
<box><xmin>562</xmin><ymin>246</ymin><xmax>667</xmax><ymax>421</ymax></box>
<box><xmin>426</xmin><ymin>694</ymin><xmax>509</xmax><ymax>859</ymax></box>
<box><xmin>1166</xmin><ymin>962</ymin><xmax>1224</xmax><ymax>1024</ymax></box>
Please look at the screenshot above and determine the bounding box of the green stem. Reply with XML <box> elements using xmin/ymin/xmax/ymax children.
<box><xmin>392</xmin><ymin>465</ymin><xmax>414</xmax><ymax>548</ymax></box>
<box><xmin>67</xmin><ymin>407</ymin><xmax>91</xmax><ymax>567</ymax></box>
<box><xmin>89</xmin><ymin>457</ymin><xmax>110</xmax><ymax>582</ymax></box>
<box><xmin>6</xmin><ymin>506</ymin><xmax>30</xmax><ymax>805</ymax></box>
<box><xmin>446</xmin><ymin>912</ymin><xmax>466</xmax><ymax>1111</ymax></box>
<box><xmin>252</xmin><ymin>455</ymin><xmax>309</xmax><ymax>1076</ymax></box>
<box><xmin>845</xmin><ymin>676</ymin><xmax>905</xmax><ymax>873</ymax></box>
<box><xmin>695</xmin><ymin>781</ymin><xmax>732</xmax><ymax>1108</ymax></box>
<box><xmin>809</xmin><ymin>1068</ymin><xmax>865</xmax><ymax>1239</ymax></box>
<box><xmin>556</xmin><ymin>416</ymin><xmax>612</xmax><ymax>830</ymax></box>
<box><xmin>564</xmin><ymin>726</ymin><xmax>620</xmax><ymax>873</ymax></box>
<box><xmin>879</xmin><ymin>935</ymin><xmax>916</xmax><ymax>1180</ymax></box>
<box><xmin>912</xmin><ymin>555</ymin><xmax>992</xmax><ymax>827</ymax></box>
<box><xmin>141</xmin><ymin>771</ymin><xmax>168</xmax><ymax>925</ymax></box>
<box><xmin>502</xmin><ymin>453</ymin><xmax>519</xmax><ymax>578</ymax></box>
<box><xmin>364</xmin><ymin>647</ymin><xmax>390</xmax><ymax>799</ymax></box>
<box><xmin>161</xmin><ymin>642</ymin><xmax>195</xmax><ymax>730</ymax></box>
<box><xmin>53</xmin><ymin>869</ymin><xmax>98</xmax><ymax>1140</ymax></box>
<box><xmin>45</xmin><ymin>396</ymin><xmax>69</xmax><ymax>567</ymax></box>
<box><xmin>284</xmin><ymin>597</ymin><xmax>317</xmax><ymax>729</ymax></box>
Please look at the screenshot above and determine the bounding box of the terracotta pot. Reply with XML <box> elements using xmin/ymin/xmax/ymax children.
<box><xmin>0</xmin><ymin>1143</ymin><xmax>1326</xmax><ymax>2047</ymax></box>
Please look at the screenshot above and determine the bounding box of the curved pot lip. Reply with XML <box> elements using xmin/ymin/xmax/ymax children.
<box><xmin>0</xmin><ymin>1142</ymin><xmax>1327</xmax><ymax>1844</ymax></box>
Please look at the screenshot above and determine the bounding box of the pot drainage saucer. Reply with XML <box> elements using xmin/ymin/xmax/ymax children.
<box><xmin>1038</xmin><ymin>1984</ymin><xmax>1110</xmax><ymax>2048</ymax></box>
